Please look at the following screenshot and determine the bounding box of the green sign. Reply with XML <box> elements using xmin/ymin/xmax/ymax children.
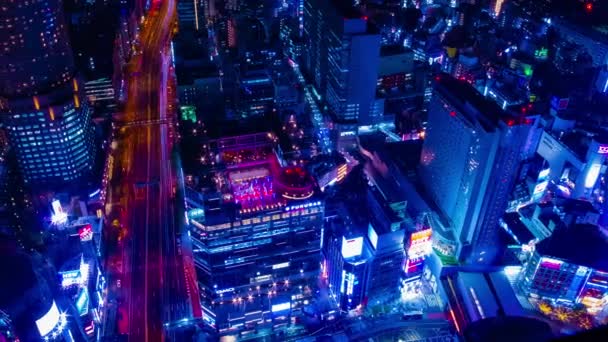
<box><xmin>523</xmin><ymin>64</ymin><xmax>534</xmax><ymax>77</ymax></box>
<box><xmin>534</xmin><ymin>47</ymin><xmax>548</xmax><ymax>60</ymax></box>
<box><xmin>180</xmin><ymin>105</ymin><xmax>196</xmax><ymax>123</ymax></box>
<box><xmin>188</xmin><ymin>208</ymin><xmax>205</xmax><ymax>219</ymax></box>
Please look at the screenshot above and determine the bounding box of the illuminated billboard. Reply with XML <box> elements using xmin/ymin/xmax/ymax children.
<box><xmin>272</xmin><ymin>262</ymin><xmax>290</xmax><ymax>269</ymax></box>
<box><xmin>79</xmin><ymin>224</ymin><xmax>93</xmax><ymax>241</ymax></box>
<box><xmin>407</xmin><ymin>229</ymin><xmax>433</xmax><ymax>260</ymax></box>
<box><xmin>368</xmin><ymin>225</ymin><xmax>378</xmax><ymax>250</ymax></box>
<box><xmin>341</xmin><ymin>237</ymin><xmax>363</xmax><ymax>259</ymax></box>
<box><xmin>271</xmin><ymin>302</ymin><xmax>291</xmax><ymax>313</ymax></box>
<box><xmin>61</xmin><ymin>269</ymin><xmax>81</xmax><ymax>287</ymax></box>
<box><xmin>36</xmin><ymin>301</ymin><xmax>60</xmax><ymax>337</ymax></box>
<box><xmin>51</xmin><ymin>199</ymin><xmax>67</xmax><ymax>224</ymax></box>
<box><xmin>585</xmin><ymin>164</ymin><xmax>601</xmax><ymax>188</ymax></box>
<box><xmin>538</xmin><ymin>168</ymin><xmax>550</xmax><ymax>181</ymax></box>
<box><xmin>540</xmin><ymin>257</ymin><xmax>563</xmax><ymax>270</ymax></box>
<box><xmin>76</xmin><ymin>288</ymin><xmax>90</xmax><ymax>316</ymax></box>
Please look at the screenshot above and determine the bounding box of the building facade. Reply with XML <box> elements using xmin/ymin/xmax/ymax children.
<box><xmin>420</xmin><ymin>75</ymin><xmax>534</xmax><ymax>264</ymax></box>
<box><xmin>186</xmin><ymin>134</ymin><xmax>324</xmax><ymax>333</ymax></box>
<box><xmin>0</xmin><ymin>0</ymin><xmax>95</xmax><ymax>186</ymax></box>
<box><xmin>304</xmin><ymin>0</ymin><xmax>381</xmax><ymax>126</ymax></box>
<box><xmin>517</xmin><ymin>224</ymin><xmax>608</xmax><ymax>315</ymax></box>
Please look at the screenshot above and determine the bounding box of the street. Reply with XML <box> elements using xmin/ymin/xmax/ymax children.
<box><xmin>103</xmin><ymin>0</ymin><xmax>201</xmax><ymax>340</ymax></box>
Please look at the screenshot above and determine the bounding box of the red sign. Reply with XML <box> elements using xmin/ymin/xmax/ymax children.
<box><xmin>79</xmin><ymin>224</ymin><xmax>93</xmax><ymax>241</ymax></box>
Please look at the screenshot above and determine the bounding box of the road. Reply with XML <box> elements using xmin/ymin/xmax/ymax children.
<box><xmin>105</xmin><ymin>0</ymin><xmax>201</xmax><ymax>340</ymax></box>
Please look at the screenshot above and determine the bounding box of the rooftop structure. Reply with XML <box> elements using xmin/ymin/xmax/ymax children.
<box><xmin>201</xmin><ymin>134</ymin><xmax>317</xmax><ymax>217</ymax></box>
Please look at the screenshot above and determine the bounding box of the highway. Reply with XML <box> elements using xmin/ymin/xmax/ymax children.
<box><xmin>104</xmin><ymin>0</ymin><xmax>201</xmax><ymax>340</ymax></box>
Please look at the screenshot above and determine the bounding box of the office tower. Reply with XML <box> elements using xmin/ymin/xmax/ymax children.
<box><xmin>420</xmin><ymin>75</ymin><xmax>533</xmax><ymax>264</ymax></box>
<box><xmin>304</xmin><ymin>0</ymin><xmax>381</xmax><ymax>125</ymax></box>
<box><xmin>186</xmin><ymin>133</ymin><xmax>324</xmax><ymax>332</ymax></box>
<box><xmin>0</xmin><ymin>0</ymin><xmax>95</xmax><ymax>186</ymax></box>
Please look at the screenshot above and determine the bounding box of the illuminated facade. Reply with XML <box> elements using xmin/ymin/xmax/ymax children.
<box><xmin>405</xmin><ymin>228</ymin><xmax>433</xmax><ymax>276</ymax></box>
<box><xmin>322</xmin><ymin>177</ymin><xmax>425</xmax><ymax>311</ymax></box>
<box><xmin>187</xmin><ymin>134</ymin><xmax>324</xmax><ymax>332</ymax></box>
<box><xmin>2</xmin><ymin>86</ymin><xmax>95</xmax><ymax>185</ymax></box>
<box><xmin>323</xmin><ymin>229</ymin><xmax>373</xmax><ymax>311</ymax></box>
<box><xmin>0</xmin><ymin>0</ymin><xmax>94</xmax><ymax>185</ymax></box>
<box><xmin>517</xmin><ymin>224</ymin><xmax>608</xmax><ymax>314</ymax></box>
<box><xmin>420</xmin><ymin>75</ymin><xmax>534</xmax><ymax>264</ymax></box>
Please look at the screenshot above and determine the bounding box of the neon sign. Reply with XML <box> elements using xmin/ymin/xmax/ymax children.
<box><xmin>272</xmin><ymin>262</ymin><xmax>290</xmax><ymax>269</ymax></box>
<box><xmin>271</xmin><ymin>302</ymin><xmax>291</xmax><ymax>312</ymax></box>
<box><xmin>216</xmin><ymin>288</ymin><xmax>234</xmax><ymax>294</ymax></box>
<box><xmin>407</xmin><ymin>229</ymin><xmax>433</xmax><ymax>261</ymax></box>
<box><xmin>79</xmin><ymin>224</ymin><xmax>93</xmax><ymax>241</ymax></box>
<box><xmin>598</xmin><ymin>146</ymin><xmax>608</xmax><ymax>154</ymax></box>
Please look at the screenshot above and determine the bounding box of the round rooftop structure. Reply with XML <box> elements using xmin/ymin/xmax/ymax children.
<box><xmin>275</xmin><ymin>166</ymin><xmax>315</xmax><ymax>201</ymax></box>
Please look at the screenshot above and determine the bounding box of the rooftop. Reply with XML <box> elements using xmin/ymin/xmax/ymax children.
<box><xmin>502</xmin><ymin>212</ymin><xmax>535</xmax><ymax>245</ymax></box>
<box><xmin>536</xmin><ymin>224</ymin><xmax>608</xmax><ymax>272</ymax></box>
<box><xmin>306</xmin><ymin>152</ymin><xmax>347</xmax><ymax>177</ymax></box>
<box><xmin>198</xmin><ymin>135</ymin><xmax>320</xmax><ymax>222</ymax></box>
<box><xmin>434</xmin><ymin>74</ymin><xmax>529</xmax><ymax>131</ymax></box>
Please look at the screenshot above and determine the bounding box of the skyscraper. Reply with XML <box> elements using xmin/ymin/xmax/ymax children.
<box><xmin>420</xmin><ymin>75</ymin><xmax>534</xmax><ymax>264</ymax></box>
<box><xmin>0</xmin><ymin>0</ymin><xmax>95</xmax><ymax>186</ymax></box>
<box><xmin>304</xmin><ymin>0</ymin><xmax>380</xmax><ymax>125</ymax></box>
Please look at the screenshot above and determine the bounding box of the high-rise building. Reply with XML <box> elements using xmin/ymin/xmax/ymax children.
<box><xmin>186</xmin><ymin>133</ymin><xmax>324</xmax><ymax>333</ymax></box>
<box><xmin>420</xmin><ymin>75</ymin><xmax>534</xmax><ymax>264</ymax></box>
<box><xmin>0</xmin><ymin>0</ymin><xmax>95</xmax><ymax>186</ymax></box>
<box><xmin>323</xmin><ymin>225</ymin><xmax>373</xmax><ymax>311</ymax></box>
<box><xmin>304</xmin><ymin>0</ymin><xmax>381</xmax><ymax>125</ymax></box>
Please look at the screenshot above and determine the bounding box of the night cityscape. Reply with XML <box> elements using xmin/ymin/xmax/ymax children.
<box><xmin>1</xmin><ymin>0</ymin><xmax>608</xmax><ymax>341</ymax></box>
